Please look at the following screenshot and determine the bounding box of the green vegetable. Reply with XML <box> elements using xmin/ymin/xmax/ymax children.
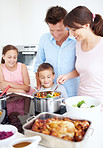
<box><xmin>46</xmin><ymin>94</ymin><xmax>53</xmax><ymax>98</ymax></box>
<box><xmin>90</xmin><ymin>105</ymin><xmax>95</xmax><ymax>108</ymax></box>
<box><xmin>77</xmin><ymin>100</ymin><xmax>85</xmax><ymax>108</ymax></box>
<box><xmin>72</xmin><ymin>104</ymin><xmax>77</xmax><ymax>107</ymax></box>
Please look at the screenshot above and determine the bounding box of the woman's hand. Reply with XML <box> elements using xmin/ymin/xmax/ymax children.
<box><xmin>57</xmin><ymin>70</ymin><xmax>79</xmax><ymax>84</ymax></box>
<box><xmin>57</xmin><ymin>74</ymin><xmax>69</xmax><ymax>84</ymax></box>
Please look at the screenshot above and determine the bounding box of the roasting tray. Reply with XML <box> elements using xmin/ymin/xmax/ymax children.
<box><xmin>23</xmin><ymin>112</ymin><xmax>93</xmax><ymax>148</ymax></box>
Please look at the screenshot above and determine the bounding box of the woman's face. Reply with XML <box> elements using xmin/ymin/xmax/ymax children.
<box><xmin>68</xmin><ymin>24</ymin><xmax>88</xmax><ymax>42</ymax></box>
<box><xmin>3</xmin><ymin>50</ymin><xmax>18</xmax><ymax>68</ymax></box>
<box><xmin>38</xmin><ymin>69</ymin><xmax>55</xmax><ymax>88</ymax></box>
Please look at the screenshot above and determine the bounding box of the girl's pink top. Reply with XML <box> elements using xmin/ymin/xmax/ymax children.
<box><xmin>3</xmin><ymin>62</ymin><xmax>23</xmax><ymax>84</ymax></box>
<box><xmin>2</xmin><ymin>62</ymin><xmax>34</xmax><ymax>95</ymax></box>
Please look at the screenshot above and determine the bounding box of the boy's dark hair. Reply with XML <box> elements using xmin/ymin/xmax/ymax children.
<box><xmin>37</xmin><ymin>63</ymin><xmax>55</xmax><ymax>76</ymax></box>
<box><xmin>45</xmin><ymin>6</ymin><xmax>68</xmax><ymax>24</ymax></box>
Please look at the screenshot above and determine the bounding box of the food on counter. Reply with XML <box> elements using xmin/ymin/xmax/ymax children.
<box><xmin>0</xmin><ymin>131</ymin><xmax>14</xmax><ymax>140</ymax></box>
<box><xmin>31</xmin><ymin>116</ymin><xmax>90</xmax><ymax>142</ymax></box>
<box><xmin>13</xmin><ymin>141</ymin><xmax>31</xmax><ymax>147</ymax></box>
<box><xmin>8</xmin><ymin>112</ymin><xmax>22</xmax><ymax>133</ymax></box>
<box><xmin>34</xmin><ymin>91</ymin><xmax>60</xmax><ymax>98</ymax></box>
<box><xmin>72</xmin><ymin>100</ymin><xmax>95</xmax><ymax>108</ymax></box>
<box><xmin>0</xmin><ymin>111</ymin><xmax>2</xmax><ymax>117</ymax></box>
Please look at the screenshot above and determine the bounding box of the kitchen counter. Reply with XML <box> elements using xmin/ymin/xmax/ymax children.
<box><xmin>16</xmin><ymin>112</ymin><xmax>103</xmax><ymax>148</ymax></box>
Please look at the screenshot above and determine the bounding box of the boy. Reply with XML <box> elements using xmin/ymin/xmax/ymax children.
<box><xmin>37</xmin><ymin>63</ymin><xmax>68</xmax><ymax>101</ymax></box>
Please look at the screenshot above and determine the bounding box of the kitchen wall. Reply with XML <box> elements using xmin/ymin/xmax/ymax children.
<box><xmin>0</xmin><ymin>0</ymin><xmax>103</xmax><ymax>49</ymax></box>
<box><xmin>20</xmin><ymin>0</ymin><xmax>103</xmax><ymax>45</ymax></box>
<box><xmin>0</xmin><ymin>0</ymin><xmax>20</xmax><ymax>57</ymax></box>
<box><xmin>0</xmin><ymin>0</ymin><xmax>103</xmax><ymax>86</ymax></box>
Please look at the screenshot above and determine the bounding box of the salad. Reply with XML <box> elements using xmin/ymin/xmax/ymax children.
<box><xmin>72</xmin><ymin>100</ymin><xmax>95</xmax><ymax>108</ymax></box>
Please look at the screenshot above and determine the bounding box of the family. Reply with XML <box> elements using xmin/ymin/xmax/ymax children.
<box><xmin>0</xmin><ymin>5</ymin><xmax>103</xmax><ymax>112</ymax></box>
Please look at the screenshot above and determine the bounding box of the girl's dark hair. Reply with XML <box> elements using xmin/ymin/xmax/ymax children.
<box><xmin>45</xmin><ymin>6</ymin><xmax>68</xmax><ymax>24</ymax></box>
<box><xmin>37</xmin><ymin>63</ymin><xmax>55</xmax><ymax>76</ymax></box>
<box><xmin>63</xmin><ymin>6</ymin><xmax>103</xmax><ymax>36</ymax></box>
<box><xmin>1</xmin><ymin>45</ymin><xmax>18</xmax><ymax>63</ymax></box>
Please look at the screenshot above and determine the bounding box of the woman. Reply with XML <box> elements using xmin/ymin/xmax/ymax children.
<box><xmin>0</xmin><ymin>45</ymin><xmax>34</xmax><ymax>115</ymax></box>
<box><xmin>57</xmin><ymin>6</ymin><xmax>103</xmax><ymax>111</ymax></box>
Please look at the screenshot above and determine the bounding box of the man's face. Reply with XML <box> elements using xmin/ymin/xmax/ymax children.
<box><xmin>48</xmin><ymin>20</ymin><xmax>67</xmax><ymax>42</ymax></box>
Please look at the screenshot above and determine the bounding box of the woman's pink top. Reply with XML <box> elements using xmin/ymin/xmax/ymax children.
<box><xmin>3</xmin><ymin>62</ymin><xmax>23</xmax><ymax>84</ymax></box>
<box><xmin>76</xmin><ymin>37</ymin><xmax>103</xmax><ymax>111</ymax></box>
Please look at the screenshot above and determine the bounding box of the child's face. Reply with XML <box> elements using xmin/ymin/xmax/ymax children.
<box><xmin>3</xmin><ymin>50</ymin><xmax>18</xmax><ymax>68</ymax></box>
<box><xmin>38</xmin><ymin>69</ymin><xmax>55</xmax><ymax>88</ymax></box>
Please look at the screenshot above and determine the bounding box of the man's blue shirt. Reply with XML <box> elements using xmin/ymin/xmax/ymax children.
<box><xmin>34</xmin><ymin>33</ymin><xmax>79</xmax><ymax>97</ymax></box>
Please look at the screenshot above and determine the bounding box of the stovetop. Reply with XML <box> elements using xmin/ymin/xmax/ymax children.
<box><xmin>35</xmin><ymin>105</ymin><xmax>67</xmax><ymax>116</ymax></box>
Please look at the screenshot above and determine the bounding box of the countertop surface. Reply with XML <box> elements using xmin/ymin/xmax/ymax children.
<box><xmin>16</xmin><ymin>112</ymin><xmax>103</xmax><ymax>148</ymax></box>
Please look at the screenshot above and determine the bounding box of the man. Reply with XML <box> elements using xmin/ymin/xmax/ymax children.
<box><xmin>34</xmin><ymin>6</ymin><xmax>79</xmax><ymax>97</ymax></box>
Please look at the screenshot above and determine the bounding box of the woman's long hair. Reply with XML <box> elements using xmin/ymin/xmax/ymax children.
<box><xmin>63</xmin><ymin>6</ymin><xmax>103</xmax><ymax>36</ymax></box>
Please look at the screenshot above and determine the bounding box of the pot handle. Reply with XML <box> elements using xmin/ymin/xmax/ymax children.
<box><xmin>31</xmin><ymin>135</ymin><xmax>42</xmax><ymax>145</ymax></box>
<box><xmin>54</xmin><ymin>97</ymin><xmax>64</xmax><ymax>102</ymax></box>
<box><xmin>26</xmin><ymin>115</ymin><xmax>35</xmax><ymax>123</ymax></box>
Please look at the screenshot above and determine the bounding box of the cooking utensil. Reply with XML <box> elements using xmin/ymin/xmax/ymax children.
<box><xmin>53</xmin><ymin>83</ymin><xmax>60</xmax><ymax>91</ymax></box>
<box><xmin>23</xmin><ymin>112</ymin><xmax>93</xmax><ymax>148</ymax></box>
<box><xmin>0</xmin><ymin>85</ymin><xmax>10</xmax><ymax>98</ymax></box>
<box><xmin>33</xmin><ymin>90</ymin><xmax>63</xmax><ymax>113</ymax></box>
<box><xmin>29</xmin><ymin>84</ymin><xmax>39</xmax><ymax>92</ymax></box>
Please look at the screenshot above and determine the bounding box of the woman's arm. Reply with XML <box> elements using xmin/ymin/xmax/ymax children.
<box><xmin>57</xmin><ymin>69</ymin><xmax>79</xmax><ymax>84</ymax></box>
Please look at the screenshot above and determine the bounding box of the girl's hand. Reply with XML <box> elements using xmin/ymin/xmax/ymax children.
<box><xmin>0</xmin><ymin>81</ymin><xmax>9</xmax><ymax>90</ymax></box>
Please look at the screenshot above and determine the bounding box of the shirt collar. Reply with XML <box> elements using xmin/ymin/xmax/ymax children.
<box><xmin>50</xmin><ymin>35</ymin><xmax>54</xmax><ymax>41</ymax></box>
<box><xmin>50</xmin><ymin>33</ymin><xmax>76</xmax><ymax>42</ymax></box>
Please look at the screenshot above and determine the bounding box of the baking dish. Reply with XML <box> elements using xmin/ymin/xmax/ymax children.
<box><xmin>23</xmin><ymin>112</ymin><xmax>93</xmax><ymax>148</ymax></box>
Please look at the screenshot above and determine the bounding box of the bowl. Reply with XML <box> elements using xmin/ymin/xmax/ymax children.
<box><xmin>10</xmin><ymin>136</ymin><xmax>41</xmax><ymax>148</ymax></box>
<box><xmin>65</xmin><ymin>96</ymin><xmax>101</xmax><ymax>122</ymax></box>
<box><xmin>0</xmin><ymin>124</ymin><xmax>18</xmax><ymax>147</ymax></box>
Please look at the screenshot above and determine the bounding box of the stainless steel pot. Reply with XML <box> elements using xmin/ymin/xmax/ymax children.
<box><xmin>0</xmin><ymin>109</ymin><xmax>5</xmax><ymax>123</ymax></box>
<box><xmin>33</xmin><ymin>91</ymin><xmax>64</xmax><ymax>113</ymax></box>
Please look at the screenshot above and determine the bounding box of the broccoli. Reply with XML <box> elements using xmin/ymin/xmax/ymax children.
<box><xmin>46</xmin><ymin>94</ymin><xmax>53</xmax><ymax>98</ymax></box>
<box><xmin>90</xmin><ymin>105</ymin><xmax>95</xmax><ymax>108</ymax></box>
<box><xmin>77</xmin><ymin>100</ymin><xmax>85</xmax><ymax>108</ymax></box>
<box><xmin>72</xmin><ymin>104</ymin><xmax>77</xmax><ymax>107</ymax></box>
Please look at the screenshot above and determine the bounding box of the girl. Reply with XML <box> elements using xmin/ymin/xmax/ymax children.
<box><xmin>0</xmin><ymin>45</ymin><xmax>34</xmax><ymax>115</ymax></box>
<box><xmin>0</xmin><ymin>45</ymin><xmax>31</xmax><ymax>94</ymax></box>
